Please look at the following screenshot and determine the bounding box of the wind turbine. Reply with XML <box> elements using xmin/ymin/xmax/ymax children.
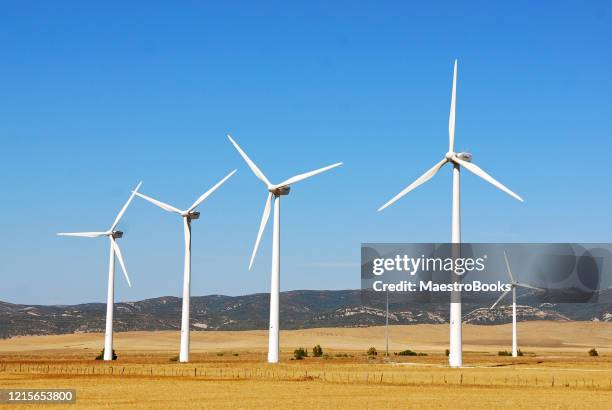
<box><xmin>227</xmin><ymin>134</ymin><xmax>342</xmax><ymax>363</ymax></box>
<box><xmin>377</xmin><ymin>60</ymin><xmax>524</xmax><ymax>367</ymax></box>
<box><xmin>58</xmin><ymin>181</ymin><xmax>142</xmax><ymax>361</ymax></box>
<box><xmin>490</xmin><ymin>251</ymin><xmax>543</xmax><ymax>357</ymax></box>
<box><xmin>134</xmin><ymin>170</ymin><xmax>236</xmax><ymax>363</ymax></box>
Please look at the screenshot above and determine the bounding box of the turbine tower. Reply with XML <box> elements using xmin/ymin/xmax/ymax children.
<box><xmin>377</xmin><ymin>60</ymin><xmax>524</xmax><ymax>367</ymax></box>
<box><xmin>58</xmin><ymin>181</ymin><xmax>142</xmax><ymax>361</ymax></box>
<box><xmin>228</xmin><ymin>134</ymin><xmax>342</xmax><ymax>363</ymax></box>
<box><xmin>490</xmin><ymin>251</ymin><xmax>544</xmax><ymax>357</ymax></box>
<box><xmin>134</xmin><ymin>170</ymin><xmax>236</xmax><ymax>363</ymax></box>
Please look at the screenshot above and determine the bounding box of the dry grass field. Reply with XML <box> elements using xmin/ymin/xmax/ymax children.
<box><xmin>1</xmin><ymin>322</ymin><xmax>611</xmax><ymax>408</ymax></box>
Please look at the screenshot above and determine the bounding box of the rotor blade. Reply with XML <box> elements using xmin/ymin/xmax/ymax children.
<box><xmin>452</xmin><ymin>157</ymin><xmax>523</xmax><ymax>202</ymax></box>
<box><xmin>490</xmin><ymin>289</ymin><xmax>510</xmax><ymax>309</ymax></box>
<box><xmin>110</xmin><ymin>181</ymin><xmax>142</xmax><ymax>231</ymax></box>
<box><xmin>514</xmin><ymin>282</ymin><xmax>544</xmax><ymax>292</ymax></box>
<box><xmin>135</xmin><ymin>192</ymin><xmax>182</xmax><ymax>214</ymax></box>
<box><xmin>272</xmin><ymin>162</ymin><xmax>343</xmax><ymax>189</ymax></box>
<box><xmin>378</xmin><ymin>158</ymin><xmax>448</xmax><ymax>212</ymax></box>
<box><xmin>449</xmin><ymin>59</ymin><xmax>457</xmax><ymax>152</ymax></box>
<box><xmin>110</xmin><ymin>238</ymin><xmax>132</xmax><ymax>288</ymax></box>
<box><xmin>227</xmin><ymin>134</ymin><xmax>271</xmax><ymax>188</ymax></box>
<box><xmin>503</xmin><ymin>250</ymin><xmax>515</xmax><ymax>282</ymax></box>
<box><xmin>249</xmin><ymin>193</ymin><xmax>272</xmax><ymax>270</ymax></box>
<box><xmin>57</xmin><ymin>231</ymin><xmax>107</xmax><ymax>238</ymax></box>
<box><xmin>188</xmin><ymin>169</ymin><xmax>237</xmax><ymax>212</ymax></box>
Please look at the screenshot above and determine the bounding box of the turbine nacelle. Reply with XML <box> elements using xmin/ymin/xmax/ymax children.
<box><xmin>110</xmin><ymin>230</ymin><xmax>123</xmax><ymax>239</ymax></box>
<box><xmin>269</xmin><ymin>186</ymin><xmax>291</xmax><ymax>196</ymax></box>
<box><xmin>184</xmin><ymin>211</ymin><xmax>200</xmax><ymax>220</ymax></box>
<box><xmin>456</xmin><ymin>152</ymin><xmax>472</xmax><ymax>162</ymax></box>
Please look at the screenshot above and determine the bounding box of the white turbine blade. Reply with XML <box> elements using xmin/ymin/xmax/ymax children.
<box><xmin>377</xmin><ymin>158</ymin><xmax>448</xmax><ymax>212</ymax></box>
<box><xmin>249</xmin><ymin>193</ymin><xmax>272</xmax><ymax>270</ymax></box>
<box><xmin>135</xmin><ymin>192</ymin><xmax>182</xmax><ymax>214</ymax></box>
<box><xmin>272</xmin><ymin>162</ymin><xmax>343</xmax><ymax>189</ymax></box>
<box><xmin>452</xmin><ymin>157</ymin><xmax>523</xmax><ymax>202</ymax></box>
<box><xmin>514</xmin><ymin>282</ymin><xmax>544</xmax><ymax>292</ymax></box>
<box><xmin>227</xmin><ymin>134</ymin><xmax>271</xmax><ymax>188</ymax></box>
<box><xmin>188</xmin><ymin>169</ymin><xmax>237</xmax><ymax>212</ymax></box>
<box><xmin>110</xmin><ymin>181</ymin><xmax>142</xmax><ymax>231</ymax></box>
<box><xmin>111</xmin><ymin>238</ymin><xmax>132</xmax><ymax>288</ymax></box>
<box><xmin>490</xmin><ymin>289</ymin><xmax>510</xmax><ymax>309</ymax></box>
<box><xmin>449</xmin><ymin>59</ymin><xmax>457</xmax><ymax>152</ymax></box>
<box><xmin>503</xmin><ymin>251</ymin><xmax>515</xmax><ymax>282</ymax></box>
<box><xmin>57</xmin><ymin>231</ymin><xmax>107</xmax><ymax>238</ymax></box>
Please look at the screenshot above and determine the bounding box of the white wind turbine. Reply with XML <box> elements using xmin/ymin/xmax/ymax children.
<box><xmin>134</xmin><ymin>170</ymin><xmax>236</xmax><ymax>363</ymax></box>
<box><xmin>377</xmin><ymin>60</ymin><xmax>524</xmax><ymax>367</ymax></box>
<box><xmin>228</xmin><ymin>134</ymin><xmax>342</xmax><ymax>363</ymax></box>
<box><xmin>58</xmin><ymin>181</ymin><xmax>142</xmax><ymax>361</ymax></box>
<box><xmin>490</xmin><ymin>251</ymin><xmax>544</xmax><ymax>357</ymax></box>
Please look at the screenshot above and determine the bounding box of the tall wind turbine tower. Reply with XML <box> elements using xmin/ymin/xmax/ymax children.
<box><xmin>378</xmin><ymin>60</ymin><xmax>524</xmax><ymax>367</ymax></box>
<box><xmin>58</xmin><ymin>181</ymin><xmax>142</xmax><ymax>361</ymax></box>
<box><xmin>228</xmin><ymin>134</ymin><xmax>342</xmax><ymax>363</ymax></box>
<box><xmin>135</xmin><ymin>170</ymin><xmax>236</xmax><ymax>363</ymax></box>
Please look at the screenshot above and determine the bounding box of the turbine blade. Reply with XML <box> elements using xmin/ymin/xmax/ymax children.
<box><xmin>514</xmin><ymin>282</ymin><xmax>544</xmax><ymax>292</ymax></box>
<box><xmin>452</xmin><ymin>157</ymin><xmax>524</xmax><ymax>202</ymax></box>
<box><xmin>272</xmin><ymin>162</ymin><xmax>343</xmax><ymax>189</ymax></box>
<box><xmin>449</xmin><ymin>59</ymin><xmax>457</xmax><ymax>152</ymax></box>
<box><xmin>188</xmin><ymin>169</ymin><xmax>237</xmax><ymax>212</ymax></box>
<box><xmin>503</xmin><ymin>251</ymin><xmax>515</xmax><ymax>282</ymax></box>
<box><xmin>377</xmin><ymin>158</ymin><xmax>448</xmax><ymax>212</ymax></box>
<box><xmin>111</xmin><ymin>238</ymin><xmax>132</xmax><ymax>288</ymax></box>
<box><xmin>135</xmin><ymin>192</ymin><xmax>182</xmax><ymax>214</ymax></box>
<box><xmin>227</xmin><ymin>134</ymin><xmax>271</xmax><ymax>188</ymax></box>
<box><xmin>110</xmin><ymin>181</ymin><xmax>142</xmax><ymax>231</ymax></box>
<box><xmin>490</xmin><ymin>289</ymin><xmax>510</xmax><ymax>309</ymax></box>
<box><xmin>249</xmin><ymin>193</ymin><xmax>272</xmax><ymax>270</ymax></box>
<box><xmin>57</xmin><ymin>231</ymin><xmax>107</xmax><ymax>238</ymax></box>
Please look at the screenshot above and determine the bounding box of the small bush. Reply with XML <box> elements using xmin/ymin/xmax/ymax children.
<box><xmin>517</xmin><ymin>349</ymin><xmax>524</xmax><ymax>357</ymax></box>
<box><xmin>498</xmin><ymin>351</ymin><xmax>511</xmax><ymax>356</ymax></box>
<box><xmin>95</xmin><ymin>348</ymin><xmax>117</xmax><ymax>360</ymax></box>
<box><xmin>335</xmin><ymin>353</ymin><xmax>349</xmax><ymax>358</ymax></box>
<box><xmin>312</xmin><ymin>344</ymin><xmax>323</xmax><ymax>357</ymax></box>
<box><xmin>216</xmin><ymin>352</ymin><xmax>224</xmax><ymax>356</ymax></box>
<box><xmin>417</xmin><ymin>352</ymin><xmax>428</xmax><ymax>356</ymax></box>
<box><xmin>294</xmin><ymin>347</ymin><xmax>308</xmax><ymax>360</ymax></box>
<box><xmin>367</xmin><ymin>347</ymin><xmax>378</xmax><ymax>357</ymax></box>
<box><xmin>397</xmin><ymin>349</ymin><xmax>417</xmax><ymax>356</ymax></box>
<box><xmin>445</xmin><ymin>349</ymin><xmax>450</xmax><ymax>357</ymax></box>
<box><xmin>169</xmin><ymin>355</ymin><xmax>179</xmax><ymax>362</ymax></box>
<box><xmin>588</xmin><ymin>348</ymin><xmax>599</xmax><ymax>357</ymax></box>
<box><xmin>233</xmin><ymin>353</ymin><xmax>239</xmax><ymax>357</ymax></box>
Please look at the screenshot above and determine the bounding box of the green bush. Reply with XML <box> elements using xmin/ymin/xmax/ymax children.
<box><xmin>95</xmin><ymin>348</ymin><xmax>117</xmax><ymax>360</ymax></box>
<box><xmin>367</xmin><ymin>347</ymin><xmax>378</xmax><ymax>357</ymax></box>
<box><xmin>397</xmin><ymin>349</ymin><xmax>417</xmax><ymax>356</ymax></box>
<box><xmin>169</xmin><ymin>355</ymin><xmax>179</xmax><ymax>362</ymax></box>
<box><xmin>517</xmin><ymin>349</ymin><xmax>524</xmax><ymax>357</ymax></box>
<box><xmin>294</xmin><ymin>347</ymin><xmax>308</xmax><ymax>360</ymax></box>
<box><xmin>498</xmin><ymin>351</ymin><xmax>511</xmax><ymax>356</ymax></box>
<box><xmin>588</xmin><ymin>348</ymin><xmax>599</xmax><ymax>357</ymax></box>
<box><xmin>312</xmin><ymin>344</ymin><xmax>323</xmax><ymax>357</ymax></box>
<box><xmin>445</xmin><ymin>349</ymin><xmax>450</xmax><ymax>356</ymax></box>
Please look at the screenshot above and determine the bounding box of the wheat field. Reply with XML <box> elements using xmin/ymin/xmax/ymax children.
<box><xmin>1</xmin><ymin>322</ymin><xmax>611</xmax><ymax>408</ymax></box>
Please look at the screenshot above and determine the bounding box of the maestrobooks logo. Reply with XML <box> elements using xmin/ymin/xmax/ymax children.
<box><xmin>361</xmin><ymin>243</ymin><xmax>612</xmax><ymax>305</ymax></box>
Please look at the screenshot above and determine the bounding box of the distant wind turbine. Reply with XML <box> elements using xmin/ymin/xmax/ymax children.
<box><xmin>58</xmin><ymin>181</ymin><xmax>142</xmax><ymax>361</ymax></box>
<box><xmin>135</xmin><ymin>170</ymin><xmax>236</xmax><ymax>363</ymax></box>
<box><xmin>228</xmin><ymin>134</ymin><xmax>342</xmax><ymax>363</ymax></box>
<box><xmin>490</xmin><ymin>251</ymin><xmax>544</xmax><ymax>357</ymax></box>
<box><xmin>377</xmin><ymin>60</ymin><xmax>524</xmax><ymax>367</ymax></box>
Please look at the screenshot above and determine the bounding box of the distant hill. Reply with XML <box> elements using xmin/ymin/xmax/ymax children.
<box><xmin>0</xmin><ymin>290</ymin><xmax>610</xmax><ymax>338</ymax></box>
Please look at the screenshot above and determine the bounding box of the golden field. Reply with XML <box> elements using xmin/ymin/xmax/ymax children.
<box><xmin>1</xmin><ymin>322</ymin><xmax>611</xmax><ymax>409</ymax></box>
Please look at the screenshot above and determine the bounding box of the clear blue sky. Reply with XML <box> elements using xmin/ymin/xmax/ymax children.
<box><xmin>1</xmin><ymin>1</ymin><xmax>611</xmax><ymax>304</ymax></box>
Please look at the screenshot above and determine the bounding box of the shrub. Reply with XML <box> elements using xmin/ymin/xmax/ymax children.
<box><xmin>169</xmin><ymin>355</ymin><xmax>179</xmax><ymax>362</ymax></box>
<box><xmin>367</xmin><ymin>347</ymin><xmax>378</xmax><ymax>357</ymax></box>
<box><xmin>397</xmin><ymin>349</ymin><xmax>417</xmax><ymax>356</ymax></box>
<box><xmin>335</xmin><ymin>353</ymin><xmax>349</xmax><ymax>358</ymax></box>
<box><xmin>294</xmin><ymin>347</ymin><xmax>308</xmax><ymax>360</ymax></box>
<box><xmin>312</xmin><ymin>344</ymin><xmax>323</xmax><ymax>357</ymax></box>
<box><xmin>445</xmin><ymin>349</ymin><xmax>450</xmax><ymax>356</ymax></box>
<box><xmin>233</xmin><ymin>353</ymin><xmax>239</xmax><ymax>357</ymax></box>
<box><xmin>216</xmin><ymin>352</ymin><xmax>224</xmax><ymax>356</ymax></box>
<box><xmin>498</xmin><ymin>351</ymin><xmax>511</xmax><ymax>356</ymax></box>
<box><xmin>588</xmin><ymin>348</ymin><xmax>599</xmax><ymax>357</ymax></box>
<box><xmin>95</xmin><ymin>348</ymin><xmax>117</xmax><ymax>360</ymax></box>
<box><xmin>517</xmin><ymin>349</ymin><xmax>524</xmax><ymax>357</ymax></box>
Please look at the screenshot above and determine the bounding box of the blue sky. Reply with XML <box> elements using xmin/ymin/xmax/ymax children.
<box><xmin>1</xmin><ymin>1</ymin><xmax>611</xmax><ymax>304</ymax></box>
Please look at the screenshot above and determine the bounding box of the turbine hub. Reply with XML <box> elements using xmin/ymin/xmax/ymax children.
<box><xmin>445</xmin><ymin>151</ymin><xmax>454</xmax><ymax>160</ymax></box>
<box><xmin>269</xmin><ymin>186</ymin><xmax>291</xmax><ymax>196</ymax></box>
<box><xmin>111</xmin><ymin>231</ymin><xmax>123</xmax><ymax>239</ymax></box>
